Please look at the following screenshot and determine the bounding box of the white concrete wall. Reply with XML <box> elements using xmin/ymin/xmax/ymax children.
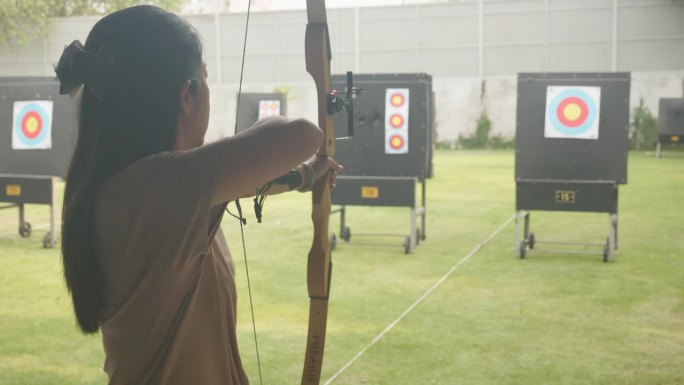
<box><xmin>2</xmin><ymin>0</ymin><xmax>683</xmax><ymax>144</ymax></box>
<box><xmin>204</xmin><ymin>71</ymin><xmax>684</xmax><ymax>144</ymax></box>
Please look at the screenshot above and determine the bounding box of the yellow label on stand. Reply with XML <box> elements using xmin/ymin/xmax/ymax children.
<box><xmin>6</xmin><ymin>185</ymin><xmax>21</xmax><ymax>197</ymax></box>
<box><xmin>555</xmin><ymin>190</ymin><xmax>575</xmax><ymax>203</ymax></box>
<box><xmin>361</xmin><ymin>186</ymin><xmax>379</xmax><ymax>199</ymax></box>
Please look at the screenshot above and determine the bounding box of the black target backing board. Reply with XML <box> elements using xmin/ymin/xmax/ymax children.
<box><xmin>0</xmin><ymin>77</ymin><xmax>77</xmax><ymax>178</ymax></box>
<box><xmin>331</xmin><ymin>73</ymin><xmax>434</xmax><ymax>179</ymax></box>
<box><xmin>235</xmin><ymin>93</ymin><xmax>287</xmax><ymax>134</ymax></box>
<box><xmin>658</xmin><ymin>98</ymin><xmax>684</xmax><ymax>143</ymax></box>
<box><xmin>515</xmin><ymin>72</ymin><xmax>630</xmax><ymax>184</ymax></box>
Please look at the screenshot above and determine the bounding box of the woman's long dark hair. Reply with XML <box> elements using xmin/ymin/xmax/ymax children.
<box><xmin>59</xmin><ymin>5</ymin><xmax>203</xmax><ymax>333</ymax></box>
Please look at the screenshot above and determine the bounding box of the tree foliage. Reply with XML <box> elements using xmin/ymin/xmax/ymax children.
<box><xmin>456</xmin><ymin>109</ymin><xmax>514</xmax><ymax>149</ymax></box>
<box><xmin>629</xmin><ymin>97</ymin><xmax>658</xmax><ymax>151</ymax></box>
<box><xmin>0</xmin><ymin>0</ymin><xmax>183</xmax><ymax>49</ymax></box>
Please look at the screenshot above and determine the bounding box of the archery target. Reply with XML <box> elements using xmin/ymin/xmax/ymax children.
<box><xmin>544</xmin><ymin>86</ymin><xmax>601</xmax><ymax>140</ymax></box>
<box><xmin>12</xmin><ymin>100</ymin><xmax>53</xmax><ymax>150</ymax></box>
<box><xmin>385</xmin><ymin>88</ymin><xmax>409</xmax><ymax>154</ymax></box>
<box><xmin>388</xmin><ymin>134</ymin><xmax>405</xmax><ymax>150</ymax></box>
<box><xmin>258</xmin><ymin>100</ymin><xmax>281</xmax><ymax>120</ymax></box>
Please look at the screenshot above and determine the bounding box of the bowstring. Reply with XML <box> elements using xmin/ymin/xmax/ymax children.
<box><xmin>231</xmin><ymin>1</ymin><xmax>264</xmax><ymax>384</ymax></box>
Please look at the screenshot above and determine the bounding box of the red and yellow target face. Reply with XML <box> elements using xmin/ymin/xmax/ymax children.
<box><xmin>390</xmin><ymin>93</ymin><xmax>405</xmax><ymax>107</ymax></box>
<box><xmin>385</xmin><ymin>88</ymin><xmax>409</xmax><ymax>154</ymax></box>
<box><xmin>389</xmin><ymin>134</ymin><xmax>405</xmax><ymax>150</ymax></box>
<box><xmin>545</xmin><ymin>86</ymin><xmax>601</xmax><ymax>140</ymax></box>
<box><xmin>556</xmin><ymin>97</ymin><xmax>589</xmax><ymax>128</ymax></box>
<box><xmin>12</xmin><ymin>100</ymin><xmax>53</xmax><ymax>150</ymax></box>
<box><xmin>21</xmin><ymin>111</ymin><xmax>44</xmax><ymax>139</ymax></box>
<box><xmin>389</xmin><ymin>114</ymin><xmax>404</xmax><ymax>129</ymax></box>
<box><xmin>258</xmin><ymin>99</ymin><xmax>281</xmax><ymax>120</ymax></box>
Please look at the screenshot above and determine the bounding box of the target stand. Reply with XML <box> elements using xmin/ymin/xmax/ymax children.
<box><xmin>656</xmin><ymin>98</ymin><xmax>684</xmax><ymax>158</ymax></box>
<box><xmin>0</xmin><ymin>175</ymin><xmax>59</xmax><ymax>247</ymax></box>
<box><xmin>330</xmin><ymin>73</ymin><xmax>434</xmax><ymax>254</ymax></box>
<box><xmin>0</xmin><ymin>77</ymin><xmax>76</xmax><ymax>247</ymax></box>
<box><xmin>515</xmin><ymin>182</ymin><xmax>618</xmax><ymax>262</ymax></box>
<box><xmin>331</xmin><ymin>176</ymin><xmax>426</xmax><ymax>254</ymax></box>
<box><xmin>515</xmin><ymin>73</ymin><xmax>630</xmax><ymax>262</ymax></box>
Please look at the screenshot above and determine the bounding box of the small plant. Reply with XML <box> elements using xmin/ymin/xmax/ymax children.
<box><xmin>459</xmin><ymin>110</ymin><xmax>491</xmax><ymax>149</ymax></box>
<box><xmin>629</xmin><ymin>97</ymin><xmax>658</xmax><ymax>150</ymax></box>
<box><xmin>435</xmin><ymin>140</ymin><xmax>456</xmax><ymax>150</ymax></box>
<box><xmin>488</xmin><ymin>135</ymin><xmax>515</xmax><ymax>149</ymax></box>
<box><xmin>273</xmin><ymin>85</ymin><xmax>293</xmax><ymax>95</ymax></box>
<box><xmin>457</xmin><ymin>110</ymin><xmax>514</xmax><ymax>149</ymax></box>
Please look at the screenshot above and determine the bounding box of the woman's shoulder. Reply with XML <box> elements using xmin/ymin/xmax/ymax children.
<box><xmin>97</xmin><ymin>151</ymin><xmax>174</xmax><ymax>199</ymax></box>
<box><xmin>107</xmin><ymin>151</ymin><xmax>178</xmax><ymax>182</ymax></box>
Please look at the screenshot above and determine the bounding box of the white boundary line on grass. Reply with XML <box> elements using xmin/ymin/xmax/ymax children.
<box><xmin>323</xmin><ymin>214</ymin><xmax>516</xmax><ymax>385</ymax></box>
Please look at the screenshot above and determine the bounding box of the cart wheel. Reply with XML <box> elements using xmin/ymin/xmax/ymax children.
<box><xmin>341</xmin><ymin>226</ymin><xmax>351</xmax><ymax>242</ymax></box>
<box><xmin>603</xmin><ymin>238</ymin><xmax>609</xmax><ymax>263</ymax></box>
<box><xmin>528</xmin><ymin>233</ymin><xmax>535</xmax><ymax>249</ymax></box>
<box><xmin>519</xmin><ymin>243</ymin><xmax>526</xmax><ymax>259</ymax></box>
<box><xmin>404</xmin><ymin>236</ymin><xmax>411</xmax><ymax>254</ymax></box>
<box><xmin>19</xmin><ymin>222</ymin><xmax>32</xmax><ymax>238</ymax></box>
<box><xmin>43</xmin><ymin>232</ymin><xmax>53</xmax><ymax>248</ymax></box>
<box><xmin>415</xmin><ymin>228</ymin><xmax>421</xmax><ymax>246</ymax></box>
<box><xmin>330</xmin><ymin>233</ymin><xmax>337</xmax><ymax>251</ymax></box>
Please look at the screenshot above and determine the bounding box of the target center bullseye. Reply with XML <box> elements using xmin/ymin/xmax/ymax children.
<box><xmin>391</xmin><ymin>95</ymin><xmax>404</xmax><ymax>106</ymax></box>
<box><xmin>26</xmin><ymin>117</ymin><xmax>39</xmax><ymax>133</ymax></box>
<box><xmin>390</xmin><ymin>115</ymin><xmax>403</xmax><ymax>128</ymax></box>
<box><xmin>390</xmin><ymin>135</ymin><xmax>404</xmax><ymax>149</ymax></box>
<box><xmin>563</xmin><ymin>103</ymin><xmax>582</xmax><ymax>121</ymax></box>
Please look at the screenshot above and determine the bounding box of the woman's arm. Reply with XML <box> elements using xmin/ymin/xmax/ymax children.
<box><xmin>196</xmin><ymin>116</ymin><xmax>323</xmax><ymax>206</ymax></box>
<box><xmin>239</xmin><ymin>155</ymin><xmax>343</xmax><ymax>198</ymax></box>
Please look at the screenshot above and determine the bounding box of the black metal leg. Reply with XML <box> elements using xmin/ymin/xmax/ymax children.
<box><xmin>18</xmin><ymin>203</ymin><xmax>25</xmax><ymax>229</ymax></box>
<box><xmin>421</xmin><ymin>180</ymin><xmax>427</xmax><ymax>239</ymax></box>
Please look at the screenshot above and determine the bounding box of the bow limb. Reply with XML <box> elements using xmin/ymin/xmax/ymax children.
<box><xmin>303</xmin><ymin>0</ymin><xmax>334</xmax><ymax>384</ymax></box>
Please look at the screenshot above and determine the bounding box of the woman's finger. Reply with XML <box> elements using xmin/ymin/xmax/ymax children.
<box><xmin>329</xmin><ymin>170</ymin><xmax>337</xmax><ymax>188</ymax></box>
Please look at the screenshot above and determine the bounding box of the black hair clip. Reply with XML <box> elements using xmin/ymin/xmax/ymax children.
<box><xmin>55</xmin><ymin>40</ymin><xmax>88</xmax><ymax>96</ymax></box>
<box><xmin>54</xmin><ymin>40</ymin><xmax>116</xmax><ymax>102</ymax></box>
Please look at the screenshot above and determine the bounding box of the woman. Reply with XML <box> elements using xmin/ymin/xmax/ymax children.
<box><xmin>55</xmin><ymin>5</ymin><xmax>340</xmax><ymax>384</ymax></box>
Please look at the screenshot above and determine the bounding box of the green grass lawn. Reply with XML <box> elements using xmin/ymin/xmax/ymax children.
<box><xmin>0</xmin><ymin>150</ymin><xmax>682</xmax><ymax>385</ymax></box>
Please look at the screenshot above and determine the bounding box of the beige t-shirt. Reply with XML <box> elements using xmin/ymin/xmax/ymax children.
<box><xmin>94</xmin><ymin>147</ymin><xmax>249</xmax><ymax>385</ymax></box>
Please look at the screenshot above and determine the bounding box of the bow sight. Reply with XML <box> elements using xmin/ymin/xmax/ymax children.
<box><xmin>328</xmin><ymin>71</ymin><xmax>362</xmax><ymax>138</ymax></box>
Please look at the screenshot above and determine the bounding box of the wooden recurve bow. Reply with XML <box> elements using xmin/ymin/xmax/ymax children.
<box><xmin>239</xmin><ymin>2</ymin><xmax>356</xmax><ymax>383</ymax></box>
<box><xmin>302</xmin><ymin>1</ymin><xmax>334</xmax><ymax>384</ymax></box>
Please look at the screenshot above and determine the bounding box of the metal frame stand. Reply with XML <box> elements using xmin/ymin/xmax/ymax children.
<box><xmin>0</xmin><ymin>175</ymin><xmax>58</xmax><ymax>248</ymax></box>
<box><xmin>656</xmin><ymin>141</ymin><xmax>684</xmax><ymax>158</ymax></box>
<box><xmin>330</xmin><ymin>178</ymin><xmax>427</xmax><ymax>254</ymax></box>
<box><xmin>515</xmin><ymin>211</ymin><xmax>618</xmax><ymax>263</ymax></box>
